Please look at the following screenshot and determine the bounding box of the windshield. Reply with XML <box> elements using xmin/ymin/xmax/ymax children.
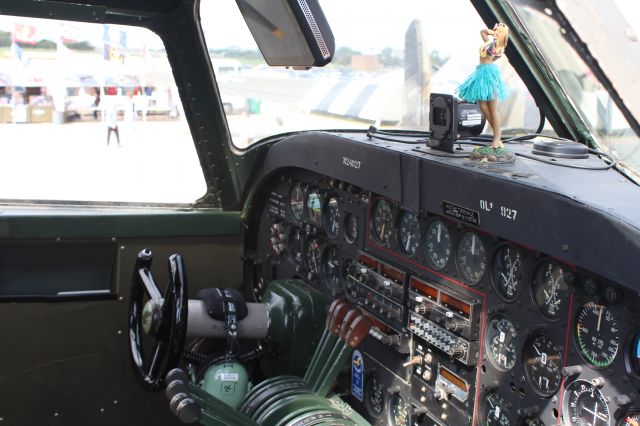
<box><xmin>200</xmin><ymin>0</ymin><xmax>545</xmax><ymax>149</ymax></box>
<box><xmin>509</xmin><ymin>0</ymin><xmax>640</xmax><ymax>181</ymax></box>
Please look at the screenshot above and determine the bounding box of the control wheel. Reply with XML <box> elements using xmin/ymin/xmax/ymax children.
<box><xmin>128</xmin><ymin>249</ymin><xmax>188</xmax><ymax>391</ymax></box>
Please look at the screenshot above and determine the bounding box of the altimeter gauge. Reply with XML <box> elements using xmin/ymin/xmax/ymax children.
<box><xmin>424</xmin><ymin>219</ymin><xmax>451</xmax><ymax>270</ymax></box>
<box><xmin>491</xmin><ymin>244</ymin><xmax>523</xmax><ymax>302</ymax></box>
<box><xmin>325</xmin><ymin>196</ymin><xmax>341</xmax><ymax>237</ymax></box>
<box><xmin>455</xmin><ymin>230</ymin><xmax>486</xmax><ymax>285</ymax></box>
<box><xmin>524</xmin><ymin>335</ymin><xmax>562</xmax><ymax>397</ymax></box>
<box><xmin>482</xmin><ymin>392</ymin><xmax>512</xmax><ymax>426</ymax></box>
<box><xmin>371</xmin><ymin>199</ymin><xmax>394</xmax><ymax>246</ymax></box>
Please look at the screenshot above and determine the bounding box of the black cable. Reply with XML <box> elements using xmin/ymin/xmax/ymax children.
<box><xmin>515</xmin><ymin>148</ymin><xmax>617</xmax><ymax>170</ymax></box>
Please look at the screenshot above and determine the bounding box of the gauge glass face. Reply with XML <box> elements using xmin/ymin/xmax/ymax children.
<box><xmin>364</xmin><ymin>372</ymin><xmax>385</xmax><ymax>418</ymax></box>
<box><xmin>492</xmin><ymin>245</ymin><xmax>523</xmax><ymax>302</ymax></box>
<box><xmin>344</xmin><ymin>213</ymin><xmax>359</xmax><ymax>244</ymax></box>
<box><xmin>575</xmin><ymin>302</ymin><xmax>620</xmax><ymax>369</ymax></box>
<box><xmin>305</xmin><ymin>238</ymin><xmax>322</xmax><ymax>279</ymax></box>
<box><xmin>288</xmin><ymin>226</ymin><xmax>304</xmax><ymax>270</ymax></box>
<box><xmin>485</xmin><ymin>316</ymin><xmax>518</xmax><ymax>372</ymax></box>
<box><xmin>306</xmin><ymin>191</ymin><xmax>322</xmax><ymax>225</ymax></box>
<box><xmin>424</xmin><ymin>219</ymin><xmax>451</xmax><ymax>270</ymax></box>
<box><xmin>325</xmin><ymin>196</ymin><xmax>341</xmax><ymax>237</ymax></box>
<box><xmin>290</xmin><ymin>183</ymin><xmax>305</xmax><ymax>220</ymax></box>
<box><xmin>455</xmin><ymin>231</ymin><xmax>486</xmax><ymax>285</ymax></box>
<box><xmin>398</xmin><ymin>211</ymin><xmax>420</xmax><ymax>256</ymax></box>
<box><xmin>322</xmin><ymin>246</ymin><xmax>340</xmax><ymax>291</ymax></box>
<box><xmin>531</xmin><ymin>261</ymin><xmax>569</xmax><ymax>320</ymax></box>
<box><xmin>371</xmin><ymin>199</ymin><xmax>394</xmax><ymax>246</ymax></box>
<box><xmin>562</xmin><ymin>380</ymin><xmax>610</xmax><ymax>426</ymax></box>
<box><xmin>388</xmin><ymin>394</ymin><xmax>409</xmax><ymax>426</ymax></box>
<box><xmin>630</xmin><ymin>332</ymin><xmax>640</xmax><ymax>375</ymax></box>
<box><xmin>482</xmin><ymin>393</ymin><xmax>511</xmax><ymax>426</ymax></box>
<box><xmin>524</xmin><ymin>335</ymin><xmax>562</xmax><ymax>397</ymax></box>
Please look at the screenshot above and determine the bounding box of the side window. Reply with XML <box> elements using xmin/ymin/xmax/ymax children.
<box><xmin>0</xmin><ymin>17</ymin><xmax>206</xmax><ymax>204</ymax></box>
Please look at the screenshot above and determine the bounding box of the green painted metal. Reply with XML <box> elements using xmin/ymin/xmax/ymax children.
<box><xmin>326</xmin><ymin>395</ymin><xmax>371</xmax><ymax>426</ymax></box>
<box><xmin>250</xmin><ymin>384</ymin><xmax>313</xmax><ymax>421</ymax></box>
<box><xmin>261</xmin><ymin>279</ymin><xmax>328</xmax><ymax>377</ymax></box>
<box><xmin>303</xmin><ymin>333</ymin><xmax>339</xmax><ymax>386</ymax></box>
<box><xmin>188</xmin><ymin>383</ymin><xmax>258</xmax><ymax>426</ymax></box>
<box><xmin>0</xmin><ymin>210</ymin><xmax>240</xmax><ymax>239</ymax></box>
<box><xmin>240</xmin><ymin>376</ymin><xmax>306</xmax><ymax>417</ymax></box>
<box><xmin>202</xmin><ymin>361</ymin><xmax>250</xmax><ymax>409</ymax></box>
<box><xmin>312</xmin><ymin>340</ymin><xmax>352</xmax><ymax>396</ymax></box>
<box><xmin>255</xmin><ymin>393</ymin><xmax>336</xmax><ymax>426</ymax></box>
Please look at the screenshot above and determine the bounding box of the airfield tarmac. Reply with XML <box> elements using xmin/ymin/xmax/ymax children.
<box><xmin>0</xmin><ymin>112</ymin><xmax>362</xmax><ymax>204</ymax></box>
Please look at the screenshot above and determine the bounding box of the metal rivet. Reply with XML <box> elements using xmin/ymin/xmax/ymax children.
<box><xmin>113</xmin><ymin>400</ymin><xmax>118</xmax><ymax>405</ymax></box>
<box><xmin>117</xmin><ymin>330</ymin><xmax>123</xmax><ymax>335</ymax></box>
<box><xmin>120</xmin><ymin>245</ymin><xmax>125</xmax><ymax>250</ymax></box>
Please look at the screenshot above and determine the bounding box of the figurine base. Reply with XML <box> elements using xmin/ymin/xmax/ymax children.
<box><xmin>470</xmin><ymin>146</ymin><xmax>516</xmax><ymax>163</ymax></box>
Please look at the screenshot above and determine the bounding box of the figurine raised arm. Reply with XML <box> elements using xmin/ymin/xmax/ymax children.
<box><xmin>456</xmin><ymin>23</ymin><xmax>513</xmax><ymax>162</ymax></box>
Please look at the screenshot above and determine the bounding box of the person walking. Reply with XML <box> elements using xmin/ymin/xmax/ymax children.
<box><xmin>106</xmin><ymin>99</ymin><xmax>120</xmax><ymax>146</ymax></box>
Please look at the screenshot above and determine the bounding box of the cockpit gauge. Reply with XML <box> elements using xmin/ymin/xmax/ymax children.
<box><xmin>485</xmin><ymin>315</ymin><xmax>518</xmax><ymax>372</ymax></box>
<box><xmin>524</xmin><ymin>335</ymin><xmax>562</xmax><ymax>397</ymax></box>
<box><xmin>618</xmin><ymin>412</ymin><xmax>640</xmax><ymax>426</ymax></box>
<box><xmin>481</xmin><ymin>392</ymin><xmax>512</xmax><ymax>426</ymax></box>
<box><xmin>288</xmin><ymin>226</ymin><xmax>305</xmax><ymax>271</ymax></box>
<box><xmin>305</xmin><ymin>237</ymin><xmax>322</xmax><ymax>279</ymax></box>
<box><xmin>290</xmin><ymin>182</ymin><xmax>305</xmax><ymax>220</ymax></box>
<box><xmin>575</xmin><ymin>302</ymin><xmax>620</xmax><ymax>369</ymax></box>
<box><xmin>424</xmin><ymin>219</ymin><xmax>451</xmax><ymax>270</ymax></box>
<box><xmin>397</xmin><ymin>210</ymin><xmax>420</xmax><ymax>256</ymax></box>
<box><xmin>364</xmin><ymin>371</ymin><xmax>385</xmax><ymax>418</ymax></box>
<box><xmin>455</xmin><ymin>230</ymin><xmax>486</xmax><ymax>285</ymax></box>
<box><xmin>562</xmin><ymin>380</ymin><xmax>610</xmax><ymax>426</ymax></box>
<box><xmin>388</xmin><ymin>393</ymin><xmax>409</xmax><ymax>426</ymax></box>
<box><xmin>344</xmin><ymin>212</ymin><xmax>359</xmax><ymax>244</ymax></box>
<box><xmin>523</xmin><ymin>417</ymin><xmax>546</xmax><ymax>426</ymax></box>
<box><xmin>306</xmin><ymin>190</ymin><xmax>322</xmax><ymax>225</ymax></box>
<box><xmin>531</xmin><ymin>260</ymin><xmax>569</xmax><ymax>321</ymax></box>
<box><xmin>325</xmin><ymin>196</ymin><xmax>341</xmax><ymax>237</ymax></box>
<box><xmin>491</xmin><ymin>244</ymin><xmax>523</xmax><ymax>302</ymax></box>
<box><xmin>371</xmin><ymin>199</ymin><xmax>394</xmax><ymax>247</ymax></box>
<box><xmin>628</xmin><ymin>332</ymin><xmax>640</xmax><ymax>375</ymax></box>
<box><xmin>322</xmin><ymin>246</ymin><xmax>341</xmax><ymax>292</ymax></box>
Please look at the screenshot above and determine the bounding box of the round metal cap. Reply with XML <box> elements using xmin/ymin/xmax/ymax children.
<box><xmin>532</xmin><ymin>140</ymin><xmax>588</xmax><ymax>159</ymax></box>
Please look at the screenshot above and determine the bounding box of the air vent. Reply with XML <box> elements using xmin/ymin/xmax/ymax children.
<box><xmin>532</xmin><ymin>140</ymin><xmax>589</xmax><ymax>159</ymax></box>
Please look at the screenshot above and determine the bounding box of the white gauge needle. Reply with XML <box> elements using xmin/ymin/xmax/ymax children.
<box><xmin>471</xmin><ymin>235</ymin><xmax>476</xmax><ymax>255</ymax></box>
<box><xmin>406</xmin><ymin>235</ymin><xmax>412</xmax><ymax>251</ymax></box>
<box><xmin>437</xmin><ymin>223</ymin><xmax>442</xmax><ymax>243</ymax></box>
<box><xmin>597</xmin><ymin>305</ymin><xmax>603</xmax><ymax>332</ymax></box>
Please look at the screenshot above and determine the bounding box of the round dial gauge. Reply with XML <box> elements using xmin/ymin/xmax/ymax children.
<box><xmin>344</xmin><ymin>213</ymin><xmax>359</xmax><ymax>244</ymax></box>
<box><xmin>371</xmin><ymin>199</ymin><xmax>394</xmax><ymax>246</ymax></box>
<box><xmin>575</xmin><ymin>302</ymin><xmax>620</xmax><ymax>369</ymax></box>
<box><xmin>325</xmin><ymin>196</ymin><xmax>341</xmax><ymax>237</ymax></box>
<box><xmin>455</xmin><ymin>231</ymin><xmax>486</xmax><ymax>285</ymax></box>
<box><xmin>424</xmin><ymin>219</ymin><xmax>451</xmax><ymax>270</ymax></box>
<box><xmin>491</xmin><ymin>244</ymin><xmax>523</xmax><ymax>302</ymax></box>
<box><xmin>364</xmin><ymin>371</ymin><xmax>385</xmax><ymax>418</ymax></box>
<box><xmin>562</xmin><ymin>380</ymin><xmax>610</xmax><ymax>426</ymax></box>
<box><xmin>482</xmin><ymin>392</ymin><xmax>512</xmax><ymax>426</ymax></box>
<box><xmin>629</xmin><ymin>332</ymin><xmax>640</xmax><ymax>375</ymax></box>
<box><xmin>388</xmin><ymin>393</ymin><xmax>409</xmax><ymax>426</ymax></box>
<box><xmin>290</xmin><ymin>182</ymin><xmax>305</xmax><ymax>220</ymax></box>
<box><xmin>485</xmin><ymin>316</ymin><xmax>518</xmax><ymax>372</ymax></box>
<box><xmin>531</xmin><ymin>261</ymin><xmax>569</xmax><ymax>320</ymax></box>
<box><xmin>305</xmin><ymin>238</ymin><xmax>322</xmax><ymax>279</ymax></box>
<box><xmin>306</xmin><ymin>191</ymin><xmax>322</xmax><ymax>225</ymax></box>
<box><xmin>524</xmin><ymin>335</ymin><xmax>562</xmax><ymax>397</ymax></box>
<box><xmin>618</xmin><ymin>412</ymin><xmax>640</xmax><ymax>426</ymax></box>
<box><xmin>322</xmin><ymin>246</ymin><xmax>341</xmax><ymax>292</ymax></box>
<box><xmin>398</xmin><ymin>210</ymin><xmax>420</xmax><ymax>256</ymax></box>
<box><xmin>523</xmin><ymin>418</ymin><xmax>546</xmax><ymax>426</ymax></box>
<box><xmin>288</xmin><ymin>226</ymin><xmax>305</xmax><ymax>271</ymax></box>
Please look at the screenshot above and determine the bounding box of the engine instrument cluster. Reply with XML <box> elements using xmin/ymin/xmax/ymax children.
<box><xmin>250</xmin><ymin>169</ymin><xmax>640</xmax><ymax>426</ymax></box>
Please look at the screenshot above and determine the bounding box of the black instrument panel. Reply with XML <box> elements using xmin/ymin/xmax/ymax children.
<box><xmin>248</xmin><ymin>164</ymin><xmax>640</xmax><ymax>426</ymax></box>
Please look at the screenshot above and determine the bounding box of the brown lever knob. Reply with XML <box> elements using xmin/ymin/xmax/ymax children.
<box><xmin>339</xmin><ymin>308</ymin><xmax>362</xmax><ymax>340</ymax></box>
<box><xmin>345</xmin><ymin>315</ymin><xmax>373</xmax><ymax>348</ymax></box>
<box><xmin>329</xmin><ymin>303</ymin><xmax>352</xmax><ymax>336</ymax></box>
<box><xmin>325</xmin><ymin>299</ymin><xmax>346</xmax><ymax>329</ymax></box>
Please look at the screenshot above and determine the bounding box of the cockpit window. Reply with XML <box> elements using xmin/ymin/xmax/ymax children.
<box><xmin>509</xmin><ymin>1</ymin><xmax>640</xmax><ymax>182</ymax></box>
<box><xmin>200</xmin><ymin>0</ymin><xmax>545</xmax><ymax>149</ymax></box>
<box><xmin>0</xmin><ymin>17</ymin><xmax>206</xmax><ymax>204</ymax></box>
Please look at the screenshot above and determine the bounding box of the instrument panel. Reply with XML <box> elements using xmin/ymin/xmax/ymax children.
<box><xmin>249</xmin><ymin>167</ymin><xmax>640</xmax><ymax>426</ymax></box>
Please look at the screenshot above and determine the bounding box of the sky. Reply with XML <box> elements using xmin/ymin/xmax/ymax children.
<box><xmin>0</xmin><ymin>0</ymin><xmax>638</xmax><ymax>59</ymax></box>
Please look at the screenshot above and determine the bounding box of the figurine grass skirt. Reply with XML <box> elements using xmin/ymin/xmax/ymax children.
<box><xmin>456</xmin><ymin>63</ymin><xmax>508</xmax><ymax>102</ymax></box>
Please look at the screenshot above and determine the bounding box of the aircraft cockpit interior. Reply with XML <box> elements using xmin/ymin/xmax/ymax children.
<box><xmin>1</xmin><ymin>0</ymin><xmax>639</xmax><ymax>425</ymax></box>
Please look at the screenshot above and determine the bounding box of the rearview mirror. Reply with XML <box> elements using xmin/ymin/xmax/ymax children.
<box><xmin>236</xmin><ymin>0</ymin><xmax>335</xmax><ymax>68</ymax></box>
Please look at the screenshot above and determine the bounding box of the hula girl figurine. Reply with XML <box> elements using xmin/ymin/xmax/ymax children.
<box><xmin>456</xmin><ymin>23</ymin><xmax>513</xmax><ymax>161</ymax></box>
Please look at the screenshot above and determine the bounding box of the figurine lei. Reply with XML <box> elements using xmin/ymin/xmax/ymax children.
<box><xmin>456</xmin><ymin>23</ymin><xmax>514</xmax><ymax>162</ymax></box>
